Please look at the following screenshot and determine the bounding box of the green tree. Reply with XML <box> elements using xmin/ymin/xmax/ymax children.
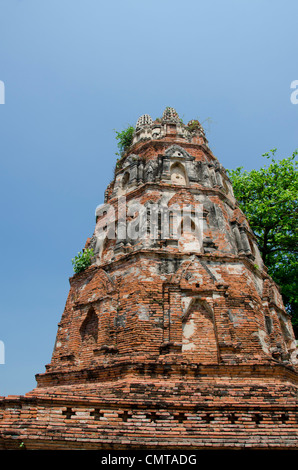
<box><xmin>227</xmin><ymin>149</ymin><xmax>298</xmax><ymax>332</ymax></box>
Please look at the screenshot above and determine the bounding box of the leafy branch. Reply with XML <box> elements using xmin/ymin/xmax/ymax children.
<box><xmin>72</xmin><ymin>248</ymin><xmax>94</xmax><ymax>274</ymax></box>
<box><xmin>114</xmin><ymin>125</ymin><xmax>134</xmax><ymax>157</ymax></box>
<box><xmin>227</xmin><ymin>149</ymin><xmax>298</xmax><ymax>328</ymax></box>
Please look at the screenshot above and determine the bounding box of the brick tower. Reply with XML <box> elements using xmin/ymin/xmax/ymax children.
<box><xmin>1</xmin><ymin>107</ymin><xmax>298</xmax><ymax>450</ymax></box>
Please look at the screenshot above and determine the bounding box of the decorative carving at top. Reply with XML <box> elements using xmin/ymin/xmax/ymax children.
<box><xmin>132</xmin><ymin>108</ymin><xmax>210</xmax><ymax>147</ymax></box>
<box><xmin>165</xmin><ymin>144</ymin><xmax>193</xmax><ymax>160</ymax></box>
<box><xmin>136</xmin><ymin>114</ymin><xmax>153</xmax><ymax>130</ymax></box>
<box><xmin>162</xmin><ymin>107</ymin><xmax>180</xmax><ymax>123</ymax></box>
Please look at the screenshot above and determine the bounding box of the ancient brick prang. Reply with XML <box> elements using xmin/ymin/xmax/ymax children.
<box><xmin>1</xmin><ymin>108</ymin><xmax>297</xmax><ymax>450</ymax></box>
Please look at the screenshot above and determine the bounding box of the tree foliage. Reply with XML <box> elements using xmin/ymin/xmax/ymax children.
<box><xmin>227</xmin><ymin>149</ymin><xmax>298</xmax><ymax>330</ymax></box>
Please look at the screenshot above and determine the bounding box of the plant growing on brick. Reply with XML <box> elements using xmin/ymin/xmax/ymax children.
<box><xmin>187</xmin><ymin>119</ymin><xmax>201</xmax><ymax>132</ymax></box>
<box><xmin>115</xmin><ymin>125</ymin><xmax>134</xmax><ymax>157</ymax></box>
<box><xmin>72</xmin><ymin>248</ymin><xmax>94</xmax><ymax>274</ymax></box>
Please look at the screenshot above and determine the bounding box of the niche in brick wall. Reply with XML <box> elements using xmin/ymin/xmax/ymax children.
<box><xmin>178</xmin><ymin>216</ymin><xmax>202</xmax><ymax>253</ymax></box>
<box><xmin>278</xmin><ymin>313</ymin><xmax>294</xmax><ymax>353</ymax></box>
<box><xmin>171</xmin><ymin>162</ymin><xmax>187</xmax><ymax>186</ymax></box>
<box><xmin>80</xmin><ymin>307</ymin><xmax>98</xmax><ymax>344</ymax></box>
<box><xmin>182</xmin><ymin>299</ymin><xmax>218</xmax><ymax>363</ymax></box>
<box><xmin>122</xmin><ymin>172</ymin><xmax>130</xmax><ymax>190</ymax></box>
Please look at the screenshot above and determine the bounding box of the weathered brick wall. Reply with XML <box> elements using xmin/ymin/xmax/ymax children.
<box><xmin>1</xmin><ymin>109</ymin><xmax>297</xmax><ymax>449</ymax></box>
<box><xmin>47</xmin><ymin>250</ymin><xmax>296</xmax><ymax>377</ymax></box>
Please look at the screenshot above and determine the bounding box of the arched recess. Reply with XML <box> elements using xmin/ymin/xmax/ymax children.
<box><xmin>80</xmin><ymin>307</ymin><xmax>98</xmax><ymax>344</ymax></box>
<box><xmin>170</xmin><ymin>162</ymin><xmax>187</xmax><ymax>186</ymax></box>
<box><xmin>278</xmin><ymin>313</ymin><xmax>295</xmax><ymax>353</ymax></box>
<box><xmin>177</xmin><ymin>216</ymin><xmax>202</xmax><ymax>253</ymax></box>
<box><xmin>122</xmin><ymin>171</ymin><xmax>130</xmax><ymax>190</ymax></box>
<box><xmin>182</xmin><ymin>298</ymin><xmax>218</xmax><ymax>363</ymax></box>
<box><xmin>117</xmin><ymin>171</ymin><xmax>130</xmax><ymax>196</ymax></box>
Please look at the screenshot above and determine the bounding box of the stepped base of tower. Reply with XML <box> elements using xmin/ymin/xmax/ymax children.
<box><xmin>1</xmin><ymin>360</ymin><xmax>297</xmax><ymax>450</ymax></box>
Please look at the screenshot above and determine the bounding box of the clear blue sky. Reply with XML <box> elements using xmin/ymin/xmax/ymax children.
<box><xmin>0</xmin><ymin>0</ymin><xmax>297</xmax><ymax>395</ymax></box>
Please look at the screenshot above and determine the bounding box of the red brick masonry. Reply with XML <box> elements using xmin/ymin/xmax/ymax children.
<box><xmin>1</xmin><ymin>109</ymin><xmax>297</xmax><ymax>449</ymax></box>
